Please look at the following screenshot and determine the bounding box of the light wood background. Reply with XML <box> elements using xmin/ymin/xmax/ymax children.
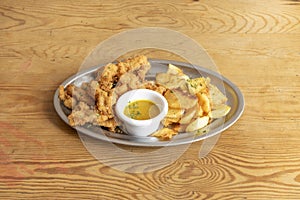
<box><xmin>1</xmin><ymin>0</ymin><xmax>300</xmax><ymax>199</ymax></box>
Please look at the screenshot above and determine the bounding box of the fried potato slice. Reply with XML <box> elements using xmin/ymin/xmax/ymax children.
<box><xmin>186</xmin><ymin>116</ymin><xmax>209</xmax><ymax>132</ymax></box>
<box><xmin>187</xmin><ymin>77</ymin><xmax>209</xmax><ymax>94</ymax></box>
<box><xmin>163</xmin><ymin>107</ymin><xmax>184</xmax><ymax>126</ymax></box>
<box><xmin>162</xmin><ymin>117</ymin><xmax>180</xmax><ymax>127</ymax></box>
<box><xmin>172</xmin><ymin>123</ymin><xmax>188</xmax><ymax>133</ymax></box>
<box><xmin>209</xmin><ymin>84</ymin><xmax>228</xmax><ymax>108</ymax></box>
<box><xmin>197</xmin><ymin>104</ymin><xmax>204</xmax><ymax>117</ymax></box>
<box><xmin>195</xmin><ymin>125</ymin><xmax>211</xmax><ymax>136</ymax></box>
<box><xmin>196</xmin><ymin>93</ymin><xmax>211</xmax><ymax>114</ymax></box>
<box><xmin>152</xmin><ymin>128</ymin><xmax>178</xmax><ymax>140</ymax></box>
<box><xmin>172</xmin><ymin>89</ymin><xmax>198</xmax><ymax>110</ymax></box>
<box><xmin>211</xmin><ymin>104</ymin><xmax>231</xmax><ymax>119</ymax></box>
<box><xmin>164</xmin><ymin>90</ymin><xmax>180</xmax><ymax>108</ymax></box>
<box><xmin>166</xmin><ymin>108</ymin><xmax>184</xmax><ymax>120</ymax></box>
<box><xmin>164</xmin><ymin>89</ymin><xmax>198</xmax><ymax>110</ymax></box>
<box><xmin>156</xmin><ymin>73</ymin><xmax>187</xmax><ymax>90</ymax></box>
<box><xmin>162</xmin><ymin>119</ymin><xmax>173</xmax><ymax>127</ymax></box>
<box><xmin>167</xmin><ymin>64</ymin><xmax>189</xmax><ymax>80</ymax></box>
<box><xmin>180</xmin><ymin>108</ymin><xmax>197</xmax><ymax>124</ymax></box>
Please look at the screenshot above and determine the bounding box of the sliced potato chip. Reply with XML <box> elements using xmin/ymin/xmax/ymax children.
<box><xmin>187</xmin><ymin>77</ymin><xmax>208</xmax><ymax>94</ymax></box>
<box><xmin>167</xmin><ymin>64</ymin><xmax>189</xmax><ymax>79</ymax></box>
<box><xmin>172</xmin><ymin>89</ymin><xmax>198</xmax><ymax>110</ymax></box>
<box><xmin>197</xmin><ymin>104</ymin><xmax>204</xmax><ymax>117</ymax></box>
<box><xmin>195</xmin><ymin>125</ymin><xmax>210</xmax><ymax>136</ymax></box>
<box><xmin>180</xmin><ymin>108</ymin><xmax>197</xmax><ymax>124</ymax></box>
<box><xmin>211</xmin><ymin>104</ymin><xmax>231</xmax><ymax>119</ymax></box>
<box><xmin>164</xmin><ymin>89</ymin><xmax>198</xmax><ymax>110</ymax></box>
<box><xmin>166</xmin><ymin>108</ymin><xmax>184</xmax><ymax>120</ymax></box>
<box><xmin>152</xmin><ymin>128</ymin><xmax>178</xmax><ymax>140</ymax></box>
<box><xmin>209</xmin><ymin>84</ymin><xmax>228</xmax><ymax>107</ymax></box>
<box><xmin>167</xmin><ymin>64</ymin><xmax>183</xmax><ymax>74</ymax></box>
<box><xmin>196</xmin><ymin>93</ymin><xmax>211</xmax><ymax>114</ymax></box>
<box><xmin>162</xmin><ymin>118</ymin><xmax>178</xmax><ymax>127</ymax></box>
<box><xmin>186</xmin><ymin>116</ymin><xmax>209</xmax><ymax>132</ymax></box>
<box><xmin>174</xmin><ymin>124</ymin><xmax>188</xmax><ymax>132</ymax></box>
<box><xmin>164</xmin><ymin>90</ymin><xmax>180</xmax><ymax>108</ymax></box>
<box><xmin>156</xmin><ymin>73</ymin><xmax>187</xmax><ymax>90</ymax></box>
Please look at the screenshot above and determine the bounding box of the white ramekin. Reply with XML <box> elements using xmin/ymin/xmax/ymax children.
<box><xmin>115</xmin><ymin>89</ymin><xmax>168</xmax><ymax>137</ymax></box>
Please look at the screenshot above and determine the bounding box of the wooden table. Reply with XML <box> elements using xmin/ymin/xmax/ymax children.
<box><xmin>1</xmin><ymin>0</ymin><xmax>299</xmax><ymax>199</ymax></box>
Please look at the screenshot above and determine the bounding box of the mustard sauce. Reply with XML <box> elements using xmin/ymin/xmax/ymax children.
<box><xmin>124</xmin><ymin>100</ymin><xmax>160</xmax><ymax>120</ymax></box>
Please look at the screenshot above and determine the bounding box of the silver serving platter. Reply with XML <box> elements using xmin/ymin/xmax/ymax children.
<box><xmin>54</xmin><ymin>59</ymin><xmax>244</xmax><ymax>147</ymax></box>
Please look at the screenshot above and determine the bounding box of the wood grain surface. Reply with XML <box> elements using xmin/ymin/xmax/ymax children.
<box><xmin>1</xmin><ymin>0</ymin><xmax>300</xmax><ymax>199</ymax></box>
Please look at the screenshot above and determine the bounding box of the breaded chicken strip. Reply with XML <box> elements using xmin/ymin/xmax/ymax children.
<box><xmin>59</xmin><ymin>82</ymin><xmax>96</xmax><ymax>108</ymax></box>
<box><xmin>60</xmin><ymin>55</ymin><xmax>151</xmax><ymax>132</ymax></box>
<box><xmin>95</xmin><ymin>55</ymin><xmax>150</xmax><ymax>92</ymax></box>
<box><xmin>95</xmin><ymin>88</ymin><xmax>114</xmax><ymax>121</ymax></box>
<box><xmin>59</xmin><ymin>85</ymin><xmax>76</xmax><ymax>109</ymax></box>
<box><xmin>68</xmin><ymin>102</ymin><xmax>97</xmax><ymax>126</ymax></box>
<box><xmin>113</xmin><ymin>63</ymin><xmax>151</xmax><ymax>102</ymax></box>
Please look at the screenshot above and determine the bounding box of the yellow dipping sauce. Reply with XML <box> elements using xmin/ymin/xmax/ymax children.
<box><xmin>124</xmin><ymin>100</ymin><xmax>160</xmax><ymax>120</ymax></box>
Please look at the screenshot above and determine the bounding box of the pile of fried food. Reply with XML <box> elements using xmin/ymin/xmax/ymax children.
<box><xmin>59</xmin><ymin>55</ymin><xmax>231</xmax><ymax>140</ymax></box>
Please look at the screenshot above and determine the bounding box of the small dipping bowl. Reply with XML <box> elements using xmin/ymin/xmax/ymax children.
<box><xmin>115</xmin><ymin>89</ymin><xmax>168</xmax><ymax>137</ymax></box>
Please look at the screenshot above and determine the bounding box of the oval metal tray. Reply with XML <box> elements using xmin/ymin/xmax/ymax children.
<box><xmin>53</xmin><ymin>59</ymin><xmax>244</xmax><ymax>147</ymax></box>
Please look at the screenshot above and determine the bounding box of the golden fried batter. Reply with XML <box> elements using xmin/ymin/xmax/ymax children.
<box><xmin>59</xmin><ymin>85</ymin><xmax>76</xmax><ymax>109</ymax></box>
<box><xmin>97</xmin><ymin>63</ymin><xmax>119</xmax><ymax>91</ymax></box>
<box><xmin>116</xmin><ymin>55</ymin><xmax>149</xmax><ymax>75</ymax></box>
<box><xmin>95</xmin><ymin>55</ymin><xmax>150</xmax><ymax>92</ymax></box>
<box><xmin>68</xmin><ymin>102</ymin><xmax>97</xmax><ymax>126</ymax></box>
<box><xmin>97</xmin><ymin>118</ymin><xmax>117</xmax><ymax>132</ymax></box>
<box><xmin>141</xmin><ymin>81</ymin><xmax>167</xmax><ymax>95</ymax></box>
<box><xmin>59</xmin><ymin>82</ymin><xmax>96</xmax><ymax>108</ymax></box>
<box><xmin>113</xmin><ymin>63</ymin><xmax>151</xmax><ymax>100</ymax></box>
<box><xmin>59</xmin><ymin>55</ymin><xmax>151</xmax><ymax>132</ymax></box>
<box><xmin>95</xmin><ymin>88</ymin><xmax>114</xmax><ymax>120</ymax></box>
